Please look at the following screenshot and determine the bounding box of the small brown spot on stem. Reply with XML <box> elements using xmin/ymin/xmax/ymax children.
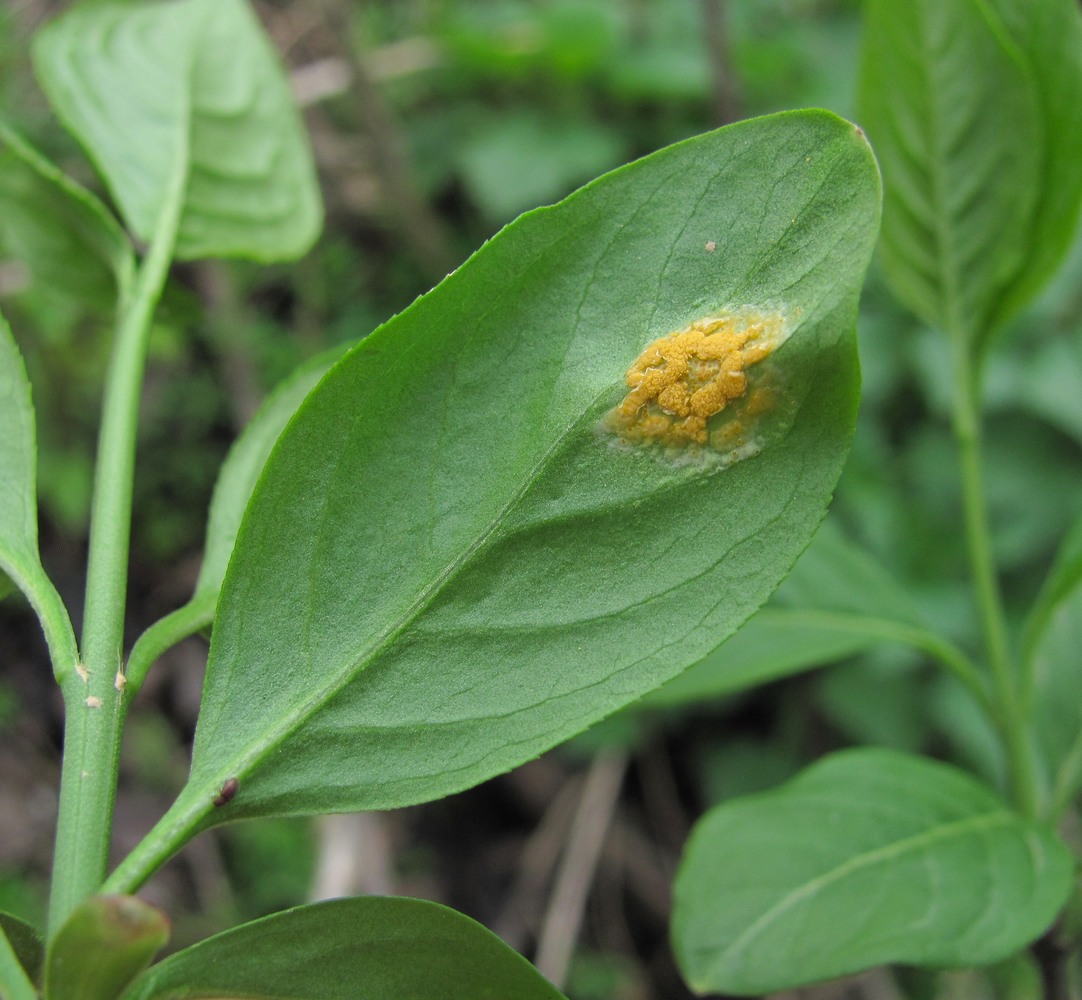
<box><xmin>214</xmin><ymin>777</ymin><xmax>239</xmax><ymax>807</ymax></box>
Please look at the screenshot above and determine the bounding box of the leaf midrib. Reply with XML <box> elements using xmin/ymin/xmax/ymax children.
<box><xmin>202</xmin><ymin>377</ymin><xmax>620</xmax><ymax>794</ymax></box>
<box><xmin>195</xmin><ymin>158</ymin><xmax>707</xmax><ymax>789</ymax></box>
<box><xmin>191</xmin><ymin>120</ymin><xmax>863</xmax><ymax>809</ymax></box>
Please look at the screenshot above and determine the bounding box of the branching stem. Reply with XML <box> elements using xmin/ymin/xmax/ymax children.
<box><xmin>47</xmin><ymin>158</ymin><xmax>186</xmax><ymax>939</ymax></box>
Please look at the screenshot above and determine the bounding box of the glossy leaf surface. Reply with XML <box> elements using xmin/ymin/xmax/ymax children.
<box><xmin>186</xmin><ymin>109</ymin><xmax>878</xmax><ymax>821</ymax></box>
<box><xmin>32</xmin><ymin>0</ymin><xmax>321</xmax><ymax>262</ymax></box>
<box><xmin>673</xmin><ymin>749</ymin><xmax>1072</xmax><ymax>995</ymax></box>
<box><xmin>122</xmin><ymin>897</ymin><xmax>565</xmax><ymax>1000</ymax></box>
<box><xmin>859</xmin><ymin>0</ymin><xmax>1082</xmax><ymax>346</ymax></box>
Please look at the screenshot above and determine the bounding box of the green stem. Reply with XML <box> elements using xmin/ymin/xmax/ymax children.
<box><xmin>125</xmin><ymin>593</ymin><xmax>214</xmax><ymax>699</ymax></box>
<box><xmin>1</xmin><ymin>556</ymin><xmax>79</xmax><ymax>682</ymax></box>
<box><xmin>102</xmin><ymin>785</ymin><xmax>215</xmax><ymax>896</ymax></box>
<box><xmin>47</xmin><ymin>161</ymin><xmax>186</xmax><ymax>940</ymax></box>
<box><xmin>950</xmin><ymin>340</ymin><xmax>1038</xmax><ymax>817</ymax></box>
<box><xmin>779</xmin><ymin>609</ymin><xmax>990</xmax><ymax>711</ymax></box>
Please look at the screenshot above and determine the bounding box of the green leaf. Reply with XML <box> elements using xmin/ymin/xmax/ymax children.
<box><xmin>645</xmin><ymin>519</ymin><xmax>930</xmax><ymax>706</ymax></box>
<box><xmin>0</xmin><ymin>308</ymin><xmax>78</xmax><ymax>678</ymax></box>
<box><xmin>857</xmin><ymin>0</ymin><xmax>1082</xmax><ymax>346</ymax></box>
<box><xmin>642</xmin><ymin>608</ymin><xmax>874</xmax><ymax>708</ymax></box>
<box><xmin>0</xmin><ymin>119</ymin><xmax>133</xmax><ymax>310</ymax></box>
<box><xmin>32</xmin><ymin>0</ymin><xmax>321</xmax><ymax>263</ymax></box>
<box><xmin>122</xmin><ymin>897</ymin><xmax>565</xmax><ymax>1000</ymax></box>
<box><xmin>110</xmin><ymin>110</ymin><xmax>879</xmax><ymax>885</ymax></box>
<box><xmin>0</xmin><ymin>911</ymin><xmax>41</xmax><ymax>994</ymax></box>
<box><xmin>124</xmin><ymin>347</ymin><xmax>348</xmax><ymax>694</ymax></box>
<box><xmin>46</xmin><ymin>896</ymin><xmax>168</xmax><ymax>1000</ymax></box>
<box><xmin>978</xmin><ymin>0</ymin><xmax>1082</xmax><ymax>329</ymax></box>
<box><xmin>672</xmin><ymin>748</ymin><xmax>1071</xmax><ymax>996</ymax></box>
<box><xmin>194</xmin><ymin>347</ymin><xmax>348</xmax><ymax>607</ymax></box>
<box><xmin>191</xmin><ymin>109</ymin><xmax>877</xmax><ymax>814</ymax></box>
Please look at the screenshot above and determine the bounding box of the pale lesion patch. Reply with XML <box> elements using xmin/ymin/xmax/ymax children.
<box><xmin>601</xmin><ymin>308</ymin><xmax>792</xmax><ymax>466</ymax></box>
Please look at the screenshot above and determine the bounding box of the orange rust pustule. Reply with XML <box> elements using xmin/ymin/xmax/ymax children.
<box><xmin>605</xmin><ymin>312</ymin><xmax>785</xmax><ymax>448</ymax></box>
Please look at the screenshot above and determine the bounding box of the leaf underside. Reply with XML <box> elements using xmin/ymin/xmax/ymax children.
<box><xmin>123</xmin><ymin>897</ymin><xmax>566</xmax><ymax>1000</ymax></box>
<box><xmin>673</xmin><ymin>749</ymin><xmax>1072</xmax><ymax>995</ymax></box>
<box><xmin>859</xmin><ymin>0</ymin><xmax>1082</xmax><ymax>345</ymax></box>
<box><xmin>139</xmin><ymin>111</ymin><xmax>879</xmax><ymax>847</ymax></box>
<box><xmin>32</xmin><ymin>0</ymin><xmax>321</xmax><ymax>261</ymax></box>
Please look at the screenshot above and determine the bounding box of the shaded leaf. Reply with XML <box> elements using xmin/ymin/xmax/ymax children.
<box><xmin>125</xmin><ymin>347</ymin><xmax>348</xmax><ymax>693</ymax></box>
<box><xmin>978</xmin><ymin>0</ymin><xmax>1082</xmax><ymax>328</ymax></box>
<box><xmin>46</xmin><ymin>896</ymin><xmax>168</xmax><ymax>1000</ymax></box>
<box><xmin>194</xmin><ymin>346</ymin><xmax>348</xmax><ymax>606</ymax></box>
<box><xmin>122</xmin><ymin>897</ymin><xmax>565</xmax><ymax>1000</ymax></box>
<box><xmin>672</xmin><ymin>749</ymin><xmax>1071</xmax><ymax>995</ymax></box>
<box><xmin>0</xmin><ymin>118</ymin><xmax>132</xmax><ymax>310</ymax></box>
<box><xmin>858</xmin><ymin>0</ymin><xmax>1061</xmax><ymax>346</ymax></box>
<box><xmin>0</xmin><ymin>910</ymin><xmax>42</xmax><ymax>987</ymax></box>
<box><xmin>32</xmin><ymin>0</ymin><xmax>321</xmax><ymax>262</ymax></box>
<box><xmin>0</xmin><ymin>309</ymin><xmax>78</xmax><ymax>676</ymax></box>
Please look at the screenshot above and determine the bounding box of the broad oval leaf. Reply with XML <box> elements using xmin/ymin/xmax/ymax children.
<box><xmin>32</xmin><ymin>0</ymin><xmax>321</xmax><ymax>262</ymax></box>
<box><xmin>672</xmin><ymin>749</ymin><xmax>1072</xmax><ymax>996</ymax></box>
<box><xmin>0</xmin><ymin>309</ymin><xmax>78</xmax><ymax>676</ymax></box>
<box><xmin>859</xmin><ymin>0</ymin><xmax>1056</xmax><ymax>346</ymax></box>
<box><xmin>114</xmin><ymin>110</ymin><xmax>879</xmax><ymax>871</ymax></box>
<box><xmin>122</xmin><ymin>896</ymin><xmax>565</xmax><ymax>1000</ymax></box>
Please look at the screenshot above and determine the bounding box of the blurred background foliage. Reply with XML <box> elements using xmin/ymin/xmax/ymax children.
<box><xmin>1</xmin><ymin>1</ymin><xmax>1081</xmax><ymax>997</ymax></box>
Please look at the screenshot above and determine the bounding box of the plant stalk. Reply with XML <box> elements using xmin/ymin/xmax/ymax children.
<box><xmin>949</xmin><ymin>340</ymin><xmax>1038</xmax><ymax>817</ymax></box>
<box><xmin>47</xmin><ymin>164</ymin><xmax>186</xmax><ymax>939</ymax></box>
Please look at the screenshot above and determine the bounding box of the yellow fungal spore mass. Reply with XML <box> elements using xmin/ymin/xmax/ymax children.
<box><xmin>603</xmin><ymin>310</ymin><xmax>790</xmax><ymax>459</ymax></box>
